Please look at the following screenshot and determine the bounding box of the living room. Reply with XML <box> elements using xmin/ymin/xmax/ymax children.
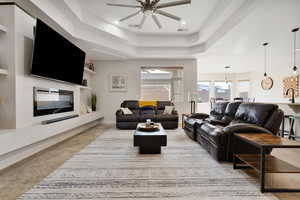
<box><xmin>0</xmin><ymin>0</ymin><xmax>300</xmax><ymax>199</ymax></box>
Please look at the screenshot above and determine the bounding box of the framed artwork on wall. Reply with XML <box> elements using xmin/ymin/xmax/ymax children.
<box><xmin>109</xmin><ymin>73</ymin><xmax>128</xmax><ymax>92</ymax></box>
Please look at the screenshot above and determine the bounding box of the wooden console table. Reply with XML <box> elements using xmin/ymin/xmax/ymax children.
<box><xmin>233</xmin><ymin>133</ymin><xmax>300</xmax><ymax>193</ymax></box>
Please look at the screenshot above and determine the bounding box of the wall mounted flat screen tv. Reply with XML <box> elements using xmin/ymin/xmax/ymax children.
<box><xmin>31</xmin><ymin>19</ymin><xmax>86</xmax><ymax>85</ymax></box>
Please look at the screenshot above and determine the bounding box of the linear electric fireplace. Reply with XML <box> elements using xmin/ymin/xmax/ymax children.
<box><xmin>33</xmin><ymin>87</ymin><xmax>74</xmax><ymax>116</ymax></box>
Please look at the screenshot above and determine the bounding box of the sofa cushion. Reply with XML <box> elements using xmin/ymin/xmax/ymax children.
<box><xmin>232</xmin><ymin>103</ymin><xmax>278</xmax><ymax>127</ymax></box>
<box><xmin>157</xmin><ymin>101</ymin><xmax>173</xmax><ymax>110</ymax></box>
<box><xmin>221</xmin><ymin>102</ymin><xmax>242</xmax><ymax>124</ymax></box>
<box><xmin>139</xmin><ymin>114</ymin><xmax>156</xmax><ymax>122</ymax></box>
<box><xmin>140</xmin><ymin>106</ymin><xmax>156</xmax><ymax>115</ymax></box>
<box><xmin>210</xmin><ymin>101</ymin><xmax>229</xmax><ymax>120</ymax></box>
<box><xmin>117</xmin><ymin>114</ymin><xmax>140</xmax><ymax>122</ymax></box>
<box><xmin>198</xmin><ymin>123</ymin><xmax>226</xmax><ymax>146</ymax></box>
<box><xmin>156</xmin><ymin>114</ymin><xmax>178</xmax><ymax>121</ymax></box>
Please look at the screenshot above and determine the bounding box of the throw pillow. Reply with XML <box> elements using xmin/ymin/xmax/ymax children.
<box><xmin>120</xmin><ymin>107</ymin><xmax>133</xmax><ymax>115</ymax></box>
<box><xmin>163</xmin><ymin>106</ymin><xmax>174</xmax><ymax>115</ymax></box>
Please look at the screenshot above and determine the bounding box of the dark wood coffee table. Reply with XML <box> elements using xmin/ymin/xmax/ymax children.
<box><xmin>233</xmin><ymin>133</ymin><xmax>300</xmax><ymax>193</ymax></box>
<box><xmin>134</xmin><ymin>123</ymin><xmax>167</xmax><ymax>154</ymax></box>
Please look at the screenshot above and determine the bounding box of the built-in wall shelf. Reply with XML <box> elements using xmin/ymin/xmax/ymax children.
<box><xmin>0</xmin><ymin>24</ymin><xmax>7</xmax><ymax>33</ymax></box>
<box><xmin>78</xmin><ymin>85</ymin><xmax>92</xmax><ymax>90</ymax></box>
<box><xmin>0</xmin><ymin>68</ymin><xmax>8</xmax><ymax>75</ymax></box>
<box><xmin>84</xmin><ymin>67</ymin><xmax>96</xmax><ymax>75</ymax></box>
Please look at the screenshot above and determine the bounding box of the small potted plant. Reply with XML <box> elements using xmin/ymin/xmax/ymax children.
<box><xmin>91</xmin><ymin>94</ymin><xmax>97</xmax><ymax>111</ymax></box>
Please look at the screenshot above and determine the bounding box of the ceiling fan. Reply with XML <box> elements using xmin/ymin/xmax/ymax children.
<box><xmin>107</xmin><ymin>0</ymin><xmax>191</xmax><ymax>29</ymax></box>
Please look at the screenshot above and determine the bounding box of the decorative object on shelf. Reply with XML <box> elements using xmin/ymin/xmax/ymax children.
<box><xmin>80</xmin><ymin>104</ymin><xmax>88</xmax><ymax>115</ymax></box>
<box><xmin>109</xmin><ymin>73</ymin><xmax>128</xmax><ymax>92</ymax></box>
<box><xmin>107</xmin><ymin>0</ymin><xmax>191</xmax><ymax>30</ymax></box>
<box><xmin>82</xmin><ymin>79</ymin><xmax>88</xmax><ymax>86</ymax></box>
<box><xmin>261</xmin><ymin>42</ymin><xmax>273</xmax><ymax>90</ymax></box>
<box><xmin>91</xmin><ymin>93</ymin><xmax>97</xmax><ymax>111</ymax></box>
<box><xmin>291</xmin><ymin>28</ymin><xmax>299</xmax><ymax>75</ymax></box>
<box><xmin>87</xmin><ymin>106</ymin><xmax>92</xmax><ymax>113</ymax></box>
<box><xmin>224</xmin><ymin>66</ymin><xmax>230</xmax><ymax>84</ymax></box>
<box><xmin>283</xmin><ymin>75</ymin><xmax>299</xmax><ymax>98</ymax></box>
<box><xmin>85</xmin><ymin>61</ymin><xmax>95</xmax><ymax>71</ymax></box>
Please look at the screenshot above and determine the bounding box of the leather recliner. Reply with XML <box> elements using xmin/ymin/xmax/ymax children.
<box><xmin>196</xmin><ymin>103</ymin><xmax>284</xmax><ymax>161</ymax></box>
<box><xmin>184</xmin><ymin>101</ymin><xmax>233</xmax><ymax>141</ymax></box>
<box><xmin>116</xmin><ymin>100</ymin><xmax>179</xmax><ymax>129</ymax></box>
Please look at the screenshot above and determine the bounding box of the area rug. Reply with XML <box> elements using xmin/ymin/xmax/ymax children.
<box><xmin>18</xmin><ymin>128</ymin><xmax>278</xmax><ymax>200</ymax></box>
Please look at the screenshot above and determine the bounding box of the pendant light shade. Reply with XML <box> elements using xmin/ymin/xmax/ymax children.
<box><xmin>292</xmin><ymin>28</ymin><xmax>299</xmax><ymax>75</ymax></box>
<box><xmin>224</xmin><ymin>66</ymin><xmax>230</xmax><ymax>84</ymax></box>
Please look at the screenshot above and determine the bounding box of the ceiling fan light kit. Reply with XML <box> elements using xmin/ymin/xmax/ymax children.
<box><xmin>107</xmin><ymin>0</ymin><xmax>191</xmax><ymax>29</ymax></box>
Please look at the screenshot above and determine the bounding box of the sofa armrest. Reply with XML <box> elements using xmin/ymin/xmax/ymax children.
<box><xmin>116</xmin><ymin>109</ymin><xmax>123</xmax><ymax>116</ymax></box>
<box><xmin>172</xmin><ymin>110</ymin><xmax>178</xmax><ymax>116</ymax></box>
<box><xmin>206</xmin><ymin>119</ymin><xmax>228</xmax><ymax>126</ymax></box>
<box><xmin>223</xmin><ymin>123</ymin><xmax>273</xmax><ymax>134</ymax></box>
<box><xmin>223</xmin><ymin>123</ymin><xmax>273</xmax><ymax>161</ymax></box>
<box><xmin>189</xmin><ymin>113</ymin><xmax>209</xmax><ymax>119</ymax></box>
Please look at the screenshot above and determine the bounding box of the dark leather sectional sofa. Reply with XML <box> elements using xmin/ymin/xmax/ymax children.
<box><xmin>116</xmin><ymin>100</ymin><xmax>178</xmax><ymax>129</ymax></box>
<box><xmin>184</xmin><ymin>102</ymin><xmax>284</xmax><ymax>161</ymax></box>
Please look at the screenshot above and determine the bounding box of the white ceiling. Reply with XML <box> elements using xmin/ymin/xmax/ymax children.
<box><xmin>78</xmin><ymin>0</ymin><xmax>218</xmax><ymax>35</ymax></box>
<box><xmin>10</xmin><ymin>0</ymin><xmax>300</xmax><ymax>72</ymax></box>
<box><xmin>198</xmin><ymin>0</ymin><xmax>300</xmax><ymax>73</ymax></box>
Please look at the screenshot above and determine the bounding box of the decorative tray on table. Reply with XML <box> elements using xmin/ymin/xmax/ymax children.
<box><xmin>138</xmin><ymin>123</ymin><xmax>159</xmax><ymax>132</ymax></box>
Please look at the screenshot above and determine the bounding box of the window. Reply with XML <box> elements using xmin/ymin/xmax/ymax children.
<box><xmin>215</xmin><ymin>82</ymin><xmax>231</xmax><ymax>100</ymax></box>
<box><xmin>141</xmin><ymin>83</ymin><xmax>171</xmax><ymax>101</ymax></box>
<box><xmin>141</xmin><ymin>67</ymin><xmax>183</xmax><ymax>102</ymax></box>
<box><xmin>238</xmin><ymin>80</ymin><xmax>250</xmax><ymax>100</ymax></box>
<box><xmin>197</xmin><ymin>81</ymin><xmax>210</xmax><ymax>103</ymax></box>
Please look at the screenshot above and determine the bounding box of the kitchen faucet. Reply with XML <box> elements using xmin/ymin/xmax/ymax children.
<box><xmin>286</xmin><ymin>88</ymin><xmax>295</xmax><ymax>103</ymax></box>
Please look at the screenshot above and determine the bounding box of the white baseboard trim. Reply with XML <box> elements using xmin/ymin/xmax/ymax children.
<box><xmin>0</xmin><ymin>120</ymin><xmax>100</xmax><ymax>171</ymax></box>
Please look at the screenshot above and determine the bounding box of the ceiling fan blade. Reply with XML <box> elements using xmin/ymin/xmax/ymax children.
<box><xmin>152</xmin><ymin>15</ymin><xmax>162</xmax><ymax>29</ymax></box>
<box><xmin>107</xmin><ymin>3</ymin><xmax>142</xmax><ymax>8</ymax></box>
<box><xmin>156</xmin><ymin>0</ymin><xmax>191</xmax><ymax>9</ymax></box>
<box><xmin>139</xmin><ymin>15</ymin><xmax>147</xmax><ymax>29</ymax></box>
<box><xmin>156</xmin><ymin>10</ymin><xmax>181</xmax><ymax>21</ymax></box>
<box><xmin>136</xmin><ymin>0</ymin><xmax>145</xmax><ymax>6</ymax></box>
<box><xmin>120</xmin><ymin>11</ymin><xmax>141</xmax><ymax>22</ymax></box>
<box><xmin>151</xmin><ymin>0</ymin><xmax>161</xmax><ymax>6</ymax></box>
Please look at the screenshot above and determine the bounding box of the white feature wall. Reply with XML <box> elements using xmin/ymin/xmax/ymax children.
<box><xmin>0</xmin><ymin>5</ymin><xmax>81</xmax><ymax>129</ymax></box>
<box><xmin>92</xmin><ymin>59</ymin><xmax>197</xmax><ymax>124</ymax></box>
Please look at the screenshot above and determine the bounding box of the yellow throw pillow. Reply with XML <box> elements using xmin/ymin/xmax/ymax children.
<box><xmin>139</xmin><ymin>100</ymin><xmax>157</xmax><ymax>107</ymax></box>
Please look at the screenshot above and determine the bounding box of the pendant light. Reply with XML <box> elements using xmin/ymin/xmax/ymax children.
<box><xmin>224</xmin><ymin>66</ymin><xmax>230</xmax><ymax>84</ymax></box>
<box><xmin>261</xmin><ymin>42</ymin><xmax>273</xmax><ymax>90</ymax></box>
<box><xmin>292</xmin><ymin>28</ymin><xmax>299</xmax><ymax>75</ymax></box>
<box><xmin>263</xmin><ymin>42</ymin><xmax>269</xmax><ymax>79</ymax></box>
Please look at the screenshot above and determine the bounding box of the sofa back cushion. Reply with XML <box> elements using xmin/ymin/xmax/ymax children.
<box><xmin>232</xmin><ymin>103</ymin><xmax>278</xmax><ymax>127</ymax></box>
<box><xmin>157</xmin><ymin>101</ymin><xmax>174</xmax><ymax>110</ymax></box>
<box><xmin>210</xmin><ymin>101</ymin><xmax>229</xmax><ymax>120</ymax></box>
<box><xmin>140</xmin><ymin>106</ymin><xmax>156</xmax><ymax>115</ymax></box>
<box><xmin>221</xmin><ymin>102</ymin><xmax>242</xmax><ymax>123</ymax></box>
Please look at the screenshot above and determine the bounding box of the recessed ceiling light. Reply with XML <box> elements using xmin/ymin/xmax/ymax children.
<box><xmin>180</xmin><ymin>20</ymin><xmax>186</xmax><ymax>25</ymax></box>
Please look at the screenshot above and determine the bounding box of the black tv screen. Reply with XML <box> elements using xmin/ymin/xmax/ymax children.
<box><xmin>31</xmin><ymin>19</ymin><xmax>86</xmax><ymax>85</ymax></box>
